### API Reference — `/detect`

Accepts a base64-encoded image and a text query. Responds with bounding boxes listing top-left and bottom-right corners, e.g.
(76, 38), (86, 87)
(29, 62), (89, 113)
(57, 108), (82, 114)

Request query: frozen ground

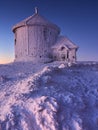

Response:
(0, 61), (98, 130)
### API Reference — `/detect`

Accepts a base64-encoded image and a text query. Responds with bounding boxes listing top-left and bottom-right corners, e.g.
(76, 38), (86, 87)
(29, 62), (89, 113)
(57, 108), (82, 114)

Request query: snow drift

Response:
(0, 62), (98, 130)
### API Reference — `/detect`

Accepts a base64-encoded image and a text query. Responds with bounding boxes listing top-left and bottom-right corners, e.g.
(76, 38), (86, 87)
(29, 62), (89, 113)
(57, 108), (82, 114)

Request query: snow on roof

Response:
(12, 10), (60, 32)
(52, 36), (78, 49)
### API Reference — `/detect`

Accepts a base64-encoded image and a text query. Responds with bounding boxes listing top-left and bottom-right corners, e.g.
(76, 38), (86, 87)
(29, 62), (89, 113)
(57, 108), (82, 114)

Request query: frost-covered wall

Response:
(69, 49), (76, 62)
(14, 27), (28, 61)
(52, 47), (68, 61)
(14, 25), (59, 62)
(27, 25), (59, 62)
(52, 46), (77, 63)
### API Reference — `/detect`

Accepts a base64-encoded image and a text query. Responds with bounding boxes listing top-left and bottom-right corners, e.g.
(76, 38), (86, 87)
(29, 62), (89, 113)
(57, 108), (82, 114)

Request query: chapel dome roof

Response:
(12, 7), (60, 33)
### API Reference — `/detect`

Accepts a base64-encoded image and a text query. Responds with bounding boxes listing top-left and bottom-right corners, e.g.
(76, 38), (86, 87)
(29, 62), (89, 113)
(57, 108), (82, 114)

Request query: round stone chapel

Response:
(13, 8), (78, 63)
(12, 8), (60, 63)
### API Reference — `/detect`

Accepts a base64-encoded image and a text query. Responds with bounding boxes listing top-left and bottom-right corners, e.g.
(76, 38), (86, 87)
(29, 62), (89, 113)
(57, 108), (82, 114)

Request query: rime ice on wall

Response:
(12, 8), (78, 63)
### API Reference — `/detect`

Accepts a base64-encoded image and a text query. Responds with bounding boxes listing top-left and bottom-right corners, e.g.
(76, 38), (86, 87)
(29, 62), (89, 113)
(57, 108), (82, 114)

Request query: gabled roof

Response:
(12, 8), (60, 33)
(52, 36), (78, 50)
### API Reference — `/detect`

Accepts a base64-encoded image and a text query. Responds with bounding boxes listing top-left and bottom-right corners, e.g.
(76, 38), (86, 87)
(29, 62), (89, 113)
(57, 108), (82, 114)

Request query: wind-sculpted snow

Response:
(0, 62), (98, 130)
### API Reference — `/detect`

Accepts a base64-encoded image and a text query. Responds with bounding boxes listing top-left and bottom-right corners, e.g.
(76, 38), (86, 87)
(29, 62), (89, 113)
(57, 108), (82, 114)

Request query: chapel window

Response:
(43, 28), (49, 41)
(15, 39), (16, 45)
(61, 46), (65, 51)
(15, 55), (17, 58)
(73, 56), (75, 59)
(67, 51), (69, 59)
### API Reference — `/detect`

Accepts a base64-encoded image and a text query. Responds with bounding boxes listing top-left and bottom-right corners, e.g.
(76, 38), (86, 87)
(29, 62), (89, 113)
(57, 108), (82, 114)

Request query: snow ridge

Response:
(0, 62), (98, 130)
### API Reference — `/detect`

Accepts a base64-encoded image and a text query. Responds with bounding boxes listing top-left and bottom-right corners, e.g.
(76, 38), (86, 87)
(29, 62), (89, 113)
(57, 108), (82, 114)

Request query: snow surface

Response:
(0, 61), (98, 130)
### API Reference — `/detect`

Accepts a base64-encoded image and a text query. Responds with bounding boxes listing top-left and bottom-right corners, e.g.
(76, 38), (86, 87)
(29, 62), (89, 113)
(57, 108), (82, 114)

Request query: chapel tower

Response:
(13, 8), (60, 63)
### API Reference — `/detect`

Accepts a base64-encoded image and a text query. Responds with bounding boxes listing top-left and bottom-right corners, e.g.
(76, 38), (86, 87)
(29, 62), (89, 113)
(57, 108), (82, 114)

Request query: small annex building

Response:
(52, 36), (78, 63)
(12, 8), (78, 63)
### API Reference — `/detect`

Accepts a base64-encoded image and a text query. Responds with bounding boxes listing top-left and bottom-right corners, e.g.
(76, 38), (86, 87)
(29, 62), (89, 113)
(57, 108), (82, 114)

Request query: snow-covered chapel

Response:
(12, 8), (78, 63)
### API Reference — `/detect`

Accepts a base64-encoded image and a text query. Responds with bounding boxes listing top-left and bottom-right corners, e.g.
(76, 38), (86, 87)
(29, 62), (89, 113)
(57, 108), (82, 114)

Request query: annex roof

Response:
(52, 36), (78, 50)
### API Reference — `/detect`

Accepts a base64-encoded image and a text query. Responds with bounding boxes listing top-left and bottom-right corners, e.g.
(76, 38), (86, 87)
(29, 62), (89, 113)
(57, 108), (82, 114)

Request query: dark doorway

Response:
(67, 51), (69, 59)
(61, 54), (66, 60)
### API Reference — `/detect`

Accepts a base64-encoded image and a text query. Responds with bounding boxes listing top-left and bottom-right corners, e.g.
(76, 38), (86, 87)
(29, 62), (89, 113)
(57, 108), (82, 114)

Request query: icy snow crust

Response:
(0, 62), (98, 130)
